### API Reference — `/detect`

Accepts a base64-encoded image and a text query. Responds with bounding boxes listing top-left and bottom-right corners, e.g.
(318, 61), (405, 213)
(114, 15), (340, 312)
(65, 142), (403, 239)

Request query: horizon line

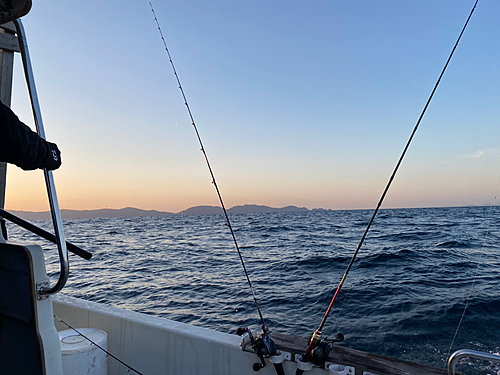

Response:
(6, 203), (496, 215)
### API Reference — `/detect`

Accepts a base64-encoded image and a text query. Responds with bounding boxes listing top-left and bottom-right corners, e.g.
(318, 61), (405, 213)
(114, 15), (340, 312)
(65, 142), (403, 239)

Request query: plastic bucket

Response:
(59, 328), (107, 375)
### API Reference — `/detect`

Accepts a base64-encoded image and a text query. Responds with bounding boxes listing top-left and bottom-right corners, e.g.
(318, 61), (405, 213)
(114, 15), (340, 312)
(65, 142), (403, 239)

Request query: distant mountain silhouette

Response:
(8, 207), (175, 220)
(179, 205), (223, 216)
(8, 204), (310, 220)
(228, 204), (308, 214)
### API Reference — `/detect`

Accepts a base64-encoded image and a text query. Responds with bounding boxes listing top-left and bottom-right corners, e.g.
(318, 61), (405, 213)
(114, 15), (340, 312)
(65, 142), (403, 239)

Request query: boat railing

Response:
(12, 19), (70, 298)
(448, 349), (500, 375)
(0, 208), (92, 260)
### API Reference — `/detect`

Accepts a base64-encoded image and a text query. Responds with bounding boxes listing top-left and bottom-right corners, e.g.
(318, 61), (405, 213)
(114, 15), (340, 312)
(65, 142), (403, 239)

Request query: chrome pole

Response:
(448, 349), (500, 375)
(13, 19), (69, 297)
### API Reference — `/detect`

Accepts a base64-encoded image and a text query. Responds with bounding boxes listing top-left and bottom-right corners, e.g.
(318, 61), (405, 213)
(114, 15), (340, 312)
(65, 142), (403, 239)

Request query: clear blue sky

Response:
(5, 0), (500, 212)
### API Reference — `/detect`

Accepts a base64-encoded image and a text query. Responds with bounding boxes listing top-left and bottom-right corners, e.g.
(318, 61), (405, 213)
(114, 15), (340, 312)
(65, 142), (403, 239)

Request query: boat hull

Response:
(53, 295), (446, 375)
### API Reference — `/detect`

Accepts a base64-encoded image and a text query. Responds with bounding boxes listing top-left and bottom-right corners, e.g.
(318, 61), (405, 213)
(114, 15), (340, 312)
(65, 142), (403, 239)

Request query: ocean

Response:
(5, 205), (500, 374)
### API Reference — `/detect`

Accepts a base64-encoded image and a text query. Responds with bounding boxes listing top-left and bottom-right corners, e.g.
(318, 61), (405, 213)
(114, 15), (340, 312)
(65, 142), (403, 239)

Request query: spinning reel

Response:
(296, 331), (344, 374)
(310, 333), (344, 366)
(237, 326), (286, 375)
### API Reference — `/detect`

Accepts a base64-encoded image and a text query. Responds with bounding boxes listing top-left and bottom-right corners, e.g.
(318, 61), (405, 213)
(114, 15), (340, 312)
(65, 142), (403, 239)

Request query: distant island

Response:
(5, 204), (496, 221)
(8, 204), (314, 220)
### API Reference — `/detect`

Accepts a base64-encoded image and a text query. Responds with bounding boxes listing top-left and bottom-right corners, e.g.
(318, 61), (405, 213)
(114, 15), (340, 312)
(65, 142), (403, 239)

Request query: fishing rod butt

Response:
(295, 355), (314, 374)
(269, 350), (287, 375)
(273, 363), (285, 375)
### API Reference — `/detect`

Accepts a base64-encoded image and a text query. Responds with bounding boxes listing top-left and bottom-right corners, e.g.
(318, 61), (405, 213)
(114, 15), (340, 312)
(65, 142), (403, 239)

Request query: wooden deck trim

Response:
(271, 332), (447, 375)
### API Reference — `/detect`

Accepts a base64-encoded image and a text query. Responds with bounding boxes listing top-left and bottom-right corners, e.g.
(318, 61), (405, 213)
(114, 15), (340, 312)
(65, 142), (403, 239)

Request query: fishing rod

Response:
(149, 4), (285, 374)
(295, 1), (480, 373)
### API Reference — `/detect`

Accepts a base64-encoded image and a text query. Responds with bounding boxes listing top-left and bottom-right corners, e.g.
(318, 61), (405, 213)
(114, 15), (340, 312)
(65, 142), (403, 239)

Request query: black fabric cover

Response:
(0, 243), (44, 375)
(0, 100), (61, 171)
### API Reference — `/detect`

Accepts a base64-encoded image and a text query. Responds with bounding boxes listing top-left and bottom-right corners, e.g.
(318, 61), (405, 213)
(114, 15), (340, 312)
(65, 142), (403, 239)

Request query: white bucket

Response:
(59, 328), (108, 375)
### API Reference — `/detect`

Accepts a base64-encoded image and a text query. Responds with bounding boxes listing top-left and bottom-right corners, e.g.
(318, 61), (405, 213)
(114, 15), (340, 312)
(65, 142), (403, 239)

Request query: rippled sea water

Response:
(6, 206), (500, 374)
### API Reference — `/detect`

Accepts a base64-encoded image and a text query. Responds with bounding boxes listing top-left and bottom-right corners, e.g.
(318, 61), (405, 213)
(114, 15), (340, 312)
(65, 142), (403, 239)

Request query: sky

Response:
(4, 0), (500, 212)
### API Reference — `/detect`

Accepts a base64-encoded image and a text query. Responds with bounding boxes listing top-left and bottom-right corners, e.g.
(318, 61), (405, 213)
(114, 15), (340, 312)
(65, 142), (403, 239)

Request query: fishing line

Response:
(149, 3), (267, 328)
(302, 0), (480, 360)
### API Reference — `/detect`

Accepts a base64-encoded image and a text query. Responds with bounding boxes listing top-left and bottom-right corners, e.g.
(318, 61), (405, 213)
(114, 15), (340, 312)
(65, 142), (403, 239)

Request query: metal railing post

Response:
(13, 19), (69, 297)
(448, 349), (500, 375)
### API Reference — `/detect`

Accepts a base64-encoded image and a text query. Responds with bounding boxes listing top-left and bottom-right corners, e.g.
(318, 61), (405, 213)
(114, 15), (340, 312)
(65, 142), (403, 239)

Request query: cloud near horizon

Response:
(462, 148), (498, 159)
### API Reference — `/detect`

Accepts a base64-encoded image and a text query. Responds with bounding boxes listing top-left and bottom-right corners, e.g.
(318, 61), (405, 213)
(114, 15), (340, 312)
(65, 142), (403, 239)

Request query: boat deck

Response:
(271, 332), (447, 375)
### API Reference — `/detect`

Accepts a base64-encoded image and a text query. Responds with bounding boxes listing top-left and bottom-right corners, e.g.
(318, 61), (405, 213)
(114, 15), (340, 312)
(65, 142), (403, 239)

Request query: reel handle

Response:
(236, 327), (248, 336)
(253, 362), (265, 372)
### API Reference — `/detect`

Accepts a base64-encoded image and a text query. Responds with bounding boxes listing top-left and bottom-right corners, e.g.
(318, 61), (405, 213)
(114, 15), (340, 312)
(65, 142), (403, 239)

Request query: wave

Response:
(436, 240), (474, 248)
